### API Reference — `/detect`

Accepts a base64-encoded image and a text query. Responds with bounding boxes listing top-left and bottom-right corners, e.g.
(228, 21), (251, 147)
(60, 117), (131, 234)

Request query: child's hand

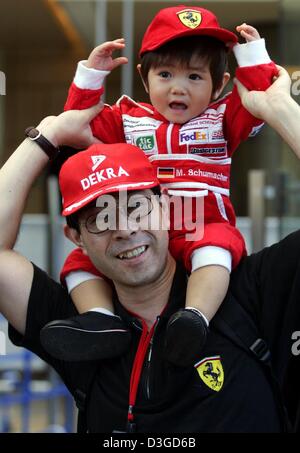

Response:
(236, 23), (261, 42)
(85, 38), (128, 71)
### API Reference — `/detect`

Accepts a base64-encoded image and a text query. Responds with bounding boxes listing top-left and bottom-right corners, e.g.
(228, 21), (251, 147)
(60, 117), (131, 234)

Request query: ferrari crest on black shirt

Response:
(195, 356), (224, 392)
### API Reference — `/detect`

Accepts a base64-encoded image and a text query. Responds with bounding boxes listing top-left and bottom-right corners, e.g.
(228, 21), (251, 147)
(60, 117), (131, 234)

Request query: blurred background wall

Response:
(0, 1), (299, 232)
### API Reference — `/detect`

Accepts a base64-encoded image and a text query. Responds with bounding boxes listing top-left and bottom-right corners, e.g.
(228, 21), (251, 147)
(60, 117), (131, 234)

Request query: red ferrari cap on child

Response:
(139, 5), (238, 57)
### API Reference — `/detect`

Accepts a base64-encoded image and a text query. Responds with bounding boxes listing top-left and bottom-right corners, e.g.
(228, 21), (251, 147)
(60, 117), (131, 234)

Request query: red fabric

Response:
(224, 63), (278, 152)
(60, 247), (104, 285)
(128, 320), (156, 423)
(64, 84), (125, 144)
(167, 190), (246, 271)
(169, 223), (246, 272)
(59, 143), (159, 216)
(139, 5), (237, 56)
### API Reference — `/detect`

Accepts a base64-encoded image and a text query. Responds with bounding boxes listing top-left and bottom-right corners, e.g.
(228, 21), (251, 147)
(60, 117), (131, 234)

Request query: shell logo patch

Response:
(195, 356), (224, 392)
(177, 9), (202, 29)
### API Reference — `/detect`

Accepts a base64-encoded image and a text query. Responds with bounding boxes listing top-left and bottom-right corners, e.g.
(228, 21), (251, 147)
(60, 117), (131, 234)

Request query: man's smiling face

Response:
(74, 189), (170, 287)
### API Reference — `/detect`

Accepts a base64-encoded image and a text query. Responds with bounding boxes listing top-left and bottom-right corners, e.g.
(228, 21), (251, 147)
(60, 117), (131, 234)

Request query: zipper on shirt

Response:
(144, 317), (159, 400)
(145, 339), (153, 399)
(126, 317), (159, 431)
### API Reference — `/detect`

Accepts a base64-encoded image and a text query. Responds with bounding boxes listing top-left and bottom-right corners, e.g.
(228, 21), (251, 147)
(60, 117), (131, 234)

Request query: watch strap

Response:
(25, 127), (59, 161)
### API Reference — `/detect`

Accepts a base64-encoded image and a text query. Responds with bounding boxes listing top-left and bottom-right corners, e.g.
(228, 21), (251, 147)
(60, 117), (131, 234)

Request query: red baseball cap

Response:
(59, 143), (160, 216)
(139, 5), (238, 57)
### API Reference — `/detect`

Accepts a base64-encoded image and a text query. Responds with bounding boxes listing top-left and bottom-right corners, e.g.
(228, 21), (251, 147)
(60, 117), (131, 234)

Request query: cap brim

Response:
(62, 180), (159, 216)
(140, 27), (238, 56)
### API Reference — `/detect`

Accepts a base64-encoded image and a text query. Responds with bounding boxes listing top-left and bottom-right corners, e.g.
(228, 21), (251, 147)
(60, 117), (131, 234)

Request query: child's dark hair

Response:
(140, 35), (228, 95)
(66, 185), (162, 233)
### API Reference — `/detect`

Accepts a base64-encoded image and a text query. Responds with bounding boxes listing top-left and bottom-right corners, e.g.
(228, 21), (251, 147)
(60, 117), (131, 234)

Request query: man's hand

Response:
(38, 104), (103, 149)
(85, 38), (128, 71)
(236, 65), (300, 158)
(234, 65), (291, 120)
(236, 23), (260, 42)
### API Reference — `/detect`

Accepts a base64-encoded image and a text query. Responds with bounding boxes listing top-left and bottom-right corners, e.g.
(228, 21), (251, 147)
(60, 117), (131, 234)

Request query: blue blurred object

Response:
(0, 349), (74, 432)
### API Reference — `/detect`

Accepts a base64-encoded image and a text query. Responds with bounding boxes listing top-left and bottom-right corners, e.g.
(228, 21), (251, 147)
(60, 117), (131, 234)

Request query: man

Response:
(0, 67), (300, 432)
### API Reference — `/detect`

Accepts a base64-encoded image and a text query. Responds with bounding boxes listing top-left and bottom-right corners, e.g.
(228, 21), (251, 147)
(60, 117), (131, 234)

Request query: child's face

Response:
(146, 56), (215, 124)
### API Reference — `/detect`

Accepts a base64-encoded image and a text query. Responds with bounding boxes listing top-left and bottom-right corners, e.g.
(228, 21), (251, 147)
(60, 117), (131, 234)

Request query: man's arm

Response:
(235, 65), (300, 158)
(233, 67), (300, 375)
(0, 105), (102, 334)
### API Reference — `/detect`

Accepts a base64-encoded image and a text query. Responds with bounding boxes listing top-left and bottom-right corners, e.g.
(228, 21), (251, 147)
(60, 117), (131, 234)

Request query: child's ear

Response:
(137, 64), (149, 93)
(212, 72), (230, 100)
(64, 225), (88, 256)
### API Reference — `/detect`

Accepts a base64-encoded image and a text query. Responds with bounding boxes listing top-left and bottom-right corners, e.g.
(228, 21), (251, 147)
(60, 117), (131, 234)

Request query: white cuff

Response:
(191, 246), (232, 273)
(233, 38), (271, 67)
(74, 60), (110, 90)
(65, 270), (103, 293)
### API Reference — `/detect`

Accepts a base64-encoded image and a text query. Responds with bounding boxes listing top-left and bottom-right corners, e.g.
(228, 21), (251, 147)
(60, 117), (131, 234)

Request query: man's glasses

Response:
(80, 194), (155, 234)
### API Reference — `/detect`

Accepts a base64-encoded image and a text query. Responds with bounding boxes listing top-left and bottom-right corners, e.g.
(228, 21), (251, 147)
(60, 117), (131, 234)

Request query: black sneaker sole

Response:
(164, 309), (209, 367)
(40, 325), (131, 361)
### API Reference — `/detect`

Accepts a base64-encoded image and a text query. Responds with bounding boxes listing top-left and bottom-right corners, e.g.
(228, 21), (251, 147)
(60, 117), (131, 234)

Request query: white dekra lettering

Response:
(81, 166), (129, 190)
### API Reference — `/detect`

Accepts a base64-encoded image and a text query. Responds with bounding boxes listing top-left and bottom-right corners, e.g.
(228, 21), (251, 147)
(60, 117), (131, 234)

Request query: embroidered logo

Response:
(180, 130), (208, 143)
(135, 135), (155, 152)
(195, 356), (224, 391)
(130, 131), (158, 155)
(91, 155), (106, 171)
(177, 9), (202, 29)
(189, 145), (226, 157)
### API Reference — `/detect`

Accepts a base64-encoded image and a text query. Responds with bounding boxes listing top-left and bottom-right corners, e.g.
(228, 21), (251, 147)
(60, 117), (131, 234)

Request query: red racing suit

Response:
(61, 40), (277, 284)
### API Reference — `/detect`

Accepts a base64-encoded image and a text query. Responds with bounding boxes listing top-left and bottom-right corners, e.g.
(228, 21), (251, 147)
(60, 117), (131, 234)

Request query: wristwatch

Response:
(25, 127), (59, 161)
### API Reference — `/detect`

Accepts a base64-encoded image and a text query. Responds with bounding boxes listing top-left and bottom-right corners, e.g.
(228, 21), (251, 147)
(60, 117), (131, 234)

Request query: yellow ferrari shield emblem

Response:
(177, 9), (202, 29)
(195, 356), (224, 392)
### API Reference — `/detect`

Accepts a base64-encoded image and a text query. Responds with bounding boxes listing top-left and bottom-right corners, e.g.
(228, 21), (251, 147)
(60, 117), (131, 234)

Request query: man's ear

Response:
(137, 64), (149, 93)
(212, 72), (230, 100)
(64, 225), (88, 256)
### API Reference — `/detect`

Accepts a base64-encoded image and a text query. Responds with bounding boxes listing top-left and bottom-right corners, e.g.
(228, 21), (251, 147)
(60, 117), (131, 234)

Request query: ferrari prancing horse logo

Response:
(177, 9), (202, 29)
(195, 356), (224, 392)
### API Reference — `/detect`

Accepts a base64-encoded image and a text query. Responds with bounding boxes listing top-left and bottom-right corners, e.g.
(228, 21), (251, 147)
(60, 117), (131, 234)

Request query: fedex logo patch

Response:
(180, 130), (208, 143)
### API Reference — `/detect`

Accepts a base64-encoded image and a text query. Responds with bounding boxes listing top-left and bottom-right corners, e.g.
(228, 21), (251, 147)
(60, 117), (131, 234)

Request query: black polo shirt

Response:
(9, 230), (300, 432)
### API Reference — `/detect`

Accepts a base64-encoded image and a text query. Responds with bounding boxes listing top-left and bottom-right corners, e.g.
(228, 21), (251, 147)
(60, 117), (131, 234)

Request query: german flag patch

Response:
(157, 167), (175, 179)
